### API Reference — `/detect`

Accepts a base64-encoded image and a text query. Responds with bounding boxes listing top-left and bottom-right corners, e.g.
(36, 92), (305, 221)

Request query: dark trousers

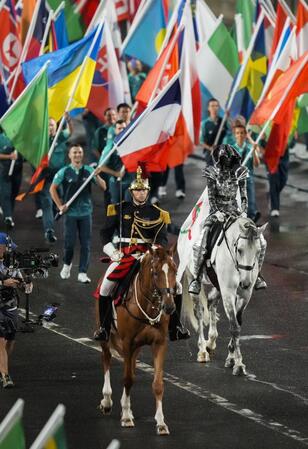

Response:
(161, 164), (185, 192)
(0, 164), (22, 218)
(150, 171), (163, 199)
(63, 214), (92, 273)
(268, 149), (289, 211)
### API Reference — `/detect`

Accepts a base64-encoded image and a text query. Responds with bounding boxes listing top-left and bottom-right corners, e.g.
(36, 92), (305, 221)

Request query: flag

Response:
(26, 0), (49, 59)
(251, 53), (308, 173)
(0, 83), (10, 118)
(22, 26), (102, 122)
(296, 0), (308, 56)
(87, 21), (125, 121)
(0, 65), (49, 168)
(48, 0), (84, 42)
(129, 0), (143, 22)
(197, 18), (239, 114)
(21, 0), (36, 43)
(29, 404), (67, 449)
(195, 0), (218, 44)
(229, 13), (267, 121)
(176, 187), (210, 282)
(236, 0), (255, 50)
(268, 0), (295, 64)
(115, 72), (182, 172)
(116, 0), (130, 22)
(0, 399), (25, 449)
(0, 0), (22, 78)
(49, 7), (69, 51)
(121, 0), (168, 67)
(74, 0), (100, 28)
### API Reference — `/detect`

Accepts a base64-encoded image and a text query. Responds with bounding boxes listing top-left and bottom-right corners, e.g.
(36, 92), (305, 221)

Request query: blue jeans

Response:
(247, 175), (257, 219)
(63, 214), (92, 273)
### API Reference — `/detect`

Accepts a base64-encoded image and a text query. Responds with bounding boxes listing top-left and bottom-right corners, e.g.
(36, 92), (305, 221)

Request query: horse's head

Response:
(143, 245), (177, 315)
(234, 218), (268, 289)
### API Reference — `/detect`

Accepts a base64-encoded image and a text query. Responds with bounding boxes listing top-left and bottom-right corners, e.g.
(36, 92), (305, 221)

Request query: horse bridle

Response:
(125, 256), (176, 326)
(233, 234), (258, 271)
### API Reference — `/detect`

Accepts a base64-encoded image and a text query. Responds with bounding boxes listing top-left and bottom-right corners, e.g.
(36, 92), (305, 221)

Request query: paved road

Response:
(1, 154), (308, 449)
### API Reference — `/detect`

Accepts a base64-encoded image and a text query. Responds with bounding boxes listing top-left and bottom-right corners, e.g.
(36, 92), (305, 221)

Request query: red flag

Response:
(0, 0), (22, 78)
(16, 155), (49, 201)
(269, 0), (295, 65)
(116, 0), (130, 22)
(296, 0), (308, 56)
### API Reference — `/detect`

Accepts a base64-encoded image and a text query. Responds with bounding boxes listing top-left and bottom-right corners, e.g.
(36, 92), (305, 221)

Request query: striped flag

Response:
(296, 0), (308, 56)
(29, 404), (67, 449)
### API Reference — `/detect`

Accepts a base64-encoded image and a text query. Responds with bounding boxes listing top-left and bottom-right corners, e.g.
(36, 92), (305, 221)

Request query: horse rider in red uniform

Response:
(94, 166), (190, 342)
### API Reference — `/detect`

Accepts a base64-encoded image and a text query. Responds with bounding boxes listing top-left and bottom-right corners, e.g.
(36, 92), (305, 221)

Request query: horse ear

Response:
(168, 242), (177, 257)
(258, 222), (268, 235)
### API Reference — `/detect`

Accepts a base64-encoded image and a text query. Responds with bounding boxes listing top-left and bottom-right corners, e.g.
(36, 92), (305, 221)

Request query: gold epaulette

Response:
(153, 204), (171, 224)
(107, 204), (117, 216)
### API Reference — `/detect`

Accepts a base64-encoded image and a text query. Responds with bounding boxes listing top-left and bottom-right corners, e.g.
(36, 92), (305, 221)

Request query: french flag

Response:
(115, 72), (182, 172)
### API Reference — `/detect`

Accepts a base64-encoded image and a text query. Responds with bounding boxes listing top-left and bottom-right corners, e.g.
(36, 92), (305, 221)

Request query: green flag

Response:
(30, 404), (67, 449)
(47, 0), (84, 42)
(0, 67), (49, 168)
(0, 400), (25, 449)
(236, 0), (256, 50)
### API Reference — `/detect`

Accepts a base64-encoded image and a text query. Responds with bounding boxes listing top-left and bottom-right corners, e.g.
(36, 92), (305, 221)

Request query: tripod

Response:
(20, 274), (38, 333)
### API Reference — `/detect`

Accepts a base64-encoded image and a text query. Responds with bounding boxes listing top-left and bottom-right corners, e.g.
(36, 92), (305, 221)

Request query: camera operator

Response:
(0, 233), (32, 388)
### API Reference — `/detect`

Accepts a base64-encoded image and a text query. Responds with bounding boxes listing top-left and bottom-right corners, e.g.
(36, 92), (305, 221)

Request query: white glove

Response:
(110, 250), (124, 262)
(24, 282), (33, 294)
(214, 211), (225, 222)
(241, 211), (247, 218)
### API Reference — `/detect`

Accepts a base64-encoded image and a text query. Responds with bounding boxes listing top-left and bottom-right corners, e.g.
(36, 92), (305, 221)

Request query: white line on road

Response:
(19, 309), (308, 446)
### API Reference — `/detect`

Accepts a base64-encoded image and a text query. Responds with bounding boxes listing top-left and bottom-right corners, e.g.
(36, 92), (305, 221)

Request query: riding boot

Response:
(188, 226), (210, 295)
(168, 295), (190, 341)
(94, 295), (113, 341)
(255, 234), (267, 290)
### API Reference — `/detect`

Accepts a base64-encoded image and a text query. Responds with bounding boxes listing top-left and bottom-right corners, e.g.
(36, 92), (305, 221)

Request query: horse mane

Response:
(239, 218), (258, 244)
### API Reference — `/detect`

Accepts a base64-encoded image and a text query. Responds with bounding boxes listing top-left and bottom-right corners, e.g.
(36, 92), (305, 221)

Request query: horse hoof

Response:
(225, 358), (235, 368)
(157, 424), (170, 435)
(232, 365), (247, 376)
(197, 352), (209, 363)
(206, 346), (215, 357)
(99, 404), (112, 415)
(121, 418), (135, 428)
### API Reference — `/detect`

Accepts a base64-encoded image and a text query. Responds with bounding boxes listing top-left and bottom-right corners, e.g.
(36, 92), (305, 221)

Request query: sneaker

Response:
(150, 196), (159, 205)
(2, 374), (14, 389)
(158, 186), (167, 197)
(60, 264), (72, 279)
(270, 209), (280, 217)
(45, 229), (57, 243)
(0, 206), (3, 215)
(255, 276), (267, 290)
(78, 273), (91, 283)
(4, 217), (15, 228)
(35, 208), (43, 219)
(175, 190), (186, 199)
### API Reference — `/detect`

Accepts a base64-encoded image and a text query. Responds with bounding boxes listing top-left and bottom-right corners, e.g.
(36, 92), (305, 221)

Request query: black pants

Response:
(161, 165), (185, 192)
(268, 149), (289, 211)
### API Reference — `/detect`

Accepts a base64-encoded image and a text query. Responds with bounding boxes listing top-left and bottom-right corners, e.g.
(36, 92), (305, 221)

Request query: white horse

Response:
(182, 217), (267, 375)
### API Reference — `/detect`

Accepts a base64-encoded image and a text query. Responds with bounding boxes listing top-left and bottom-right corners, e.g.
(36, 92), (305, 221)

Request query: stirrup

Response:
(169, 325), (190, 341)
(93, 327), (110, 342)
(188, 279), (201, 295)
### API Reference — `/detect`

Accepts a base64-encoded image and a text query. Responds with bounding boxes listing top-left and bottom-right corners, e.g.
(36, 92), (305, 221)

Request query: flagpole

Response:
(0, 399), (24, 443)
(160, 0), (183, 53)
(242, 53), (308, 166)
(61, 71), (181, 213)
(48, 22), (104, 161)
(39, 9), (54, 55)
(9, 0), (43, 101)
(213, 11), (265, 146)
(29, 404), (66, 449)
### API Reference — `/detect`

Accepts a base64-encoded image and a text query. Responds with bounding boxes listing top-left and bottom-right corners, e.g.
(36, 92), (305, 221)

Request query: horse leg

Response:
(99, 342), (113, 414)
(192, 292), (209, 363)
(206, 288), (220, 357)
(152, 340), (169, 435)
(223, 294), (247, 376)
(120, 343), (135, 428)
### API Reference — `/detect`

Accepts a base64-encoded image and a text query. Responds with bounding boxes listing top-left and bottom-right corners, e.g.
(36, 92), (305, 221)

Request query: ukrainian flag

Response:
(22, 26), (103, 121)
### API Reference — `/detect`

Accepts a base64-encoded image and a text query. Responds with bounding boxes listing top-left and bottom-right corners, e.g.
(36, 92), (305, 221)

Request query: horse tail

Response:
(181, 267), (209, 332)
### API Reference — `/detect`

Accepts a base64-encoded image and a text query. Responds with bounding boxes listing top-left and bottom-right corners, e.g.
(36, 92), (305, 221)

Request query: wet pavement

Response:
(1, 146), (308, 449)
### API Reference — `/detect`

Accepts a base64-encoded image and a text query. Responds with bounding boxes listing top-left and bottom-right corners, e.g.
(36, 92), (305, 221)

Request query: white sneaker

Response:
(60, 264), (72, 279)
(35, 208), (43, 219)
(270, 209), (280, 217)
(78, 273), (91, 283)
(158, 186), (167, 197)
(175, 190), (186, 199)
(0, 207), (3, 215)
(4, 217), (15, 228)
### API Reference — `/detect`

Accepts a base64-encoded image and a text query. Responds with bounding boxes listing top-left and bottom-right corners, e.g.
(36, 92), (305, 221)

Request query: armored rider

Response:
(189, 144), (267, 295)
(95, 166), (190, 342)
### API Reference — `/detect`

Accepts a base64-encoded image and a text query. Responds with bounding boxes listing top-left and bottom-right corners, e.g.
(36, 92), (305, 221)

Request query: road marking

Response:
(19, 309), (308, 446)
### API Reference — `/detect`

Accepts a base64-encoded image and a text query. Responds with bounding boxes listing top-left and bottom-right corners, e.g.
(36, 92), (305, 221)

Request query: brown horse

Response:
(98, 245), (177, 435)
